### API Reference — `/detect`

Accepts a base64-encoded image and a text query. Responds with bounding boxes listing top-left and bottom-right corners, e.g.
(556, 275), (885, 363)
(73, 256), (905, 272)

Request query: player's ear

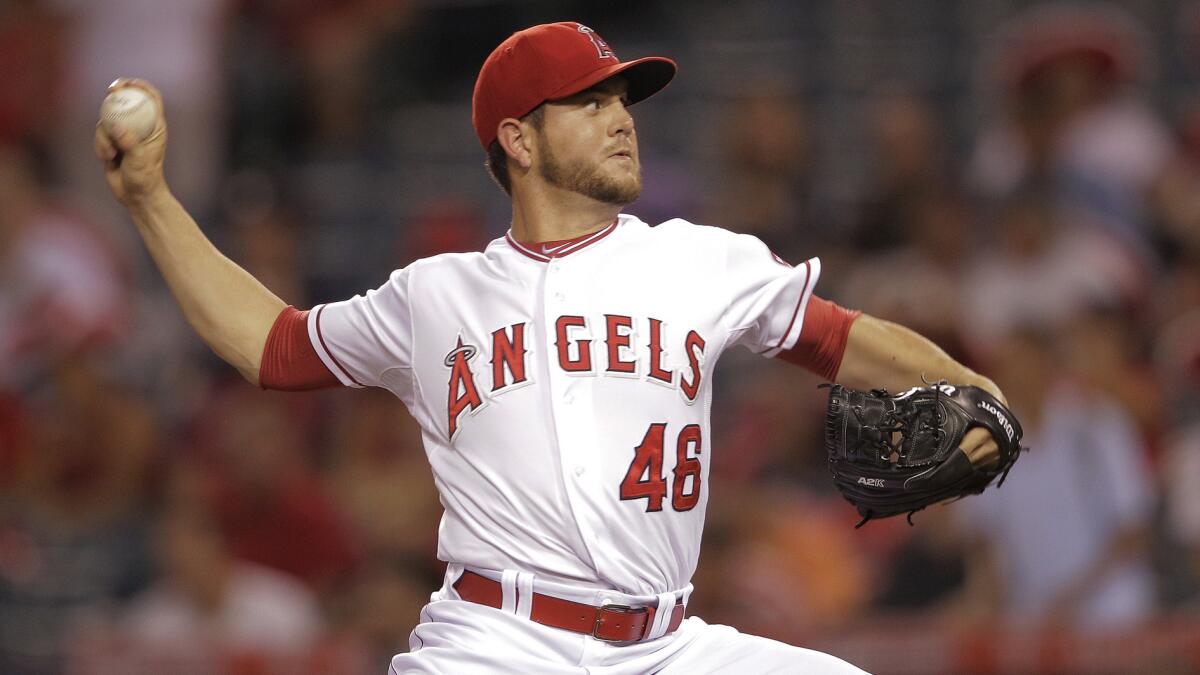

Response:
(497, 118), (533, 170)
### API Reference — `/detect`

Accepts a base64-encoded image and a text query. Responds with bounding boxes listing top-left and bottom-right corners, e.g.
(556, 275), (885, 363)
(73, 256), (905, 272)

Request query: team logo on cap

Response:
(577, 24), (615, 60)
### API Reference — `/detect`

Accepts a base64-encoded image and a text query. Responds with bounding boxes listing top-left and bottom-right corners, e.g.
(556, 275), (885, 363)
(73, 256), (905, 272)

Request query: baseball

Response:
(99, 86), (158, 142)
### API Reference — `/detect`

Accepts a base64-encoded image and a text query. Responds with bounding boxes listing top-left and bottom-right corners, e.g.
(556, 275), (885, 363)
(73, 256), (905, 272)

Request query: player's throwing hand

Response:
(94, 78), (168, 206)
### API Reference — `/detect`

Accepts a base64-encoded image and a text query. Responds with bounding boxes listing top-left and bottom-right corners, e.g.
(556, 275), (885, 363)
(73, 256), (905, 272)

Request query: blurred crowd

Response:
(2, 0), (1200, 673)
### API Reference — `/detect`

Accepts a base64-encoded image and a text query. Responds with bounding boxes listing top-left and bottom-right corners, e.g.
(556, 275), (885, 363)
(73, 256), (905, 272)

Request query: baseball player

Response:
(96, 22), (1005, 674)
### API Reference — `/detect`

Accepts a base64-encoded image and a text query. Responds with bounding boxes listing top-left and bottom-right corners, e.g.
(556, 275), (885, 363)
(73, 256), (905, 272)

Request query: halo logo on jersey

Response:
(576, 24), (615, 60)
(446, 338), (483, 439)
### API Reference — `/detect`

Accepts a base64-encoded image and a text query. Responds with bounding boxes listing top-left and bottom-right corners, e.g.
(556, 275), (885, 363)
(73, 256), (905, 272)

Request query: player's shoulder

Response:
(637, 215), (744, 243)
(408, 249), (491, 269)
(401, 249), (495, 278)
(638, 216), (765, 254)
(365, 250), (495, 297)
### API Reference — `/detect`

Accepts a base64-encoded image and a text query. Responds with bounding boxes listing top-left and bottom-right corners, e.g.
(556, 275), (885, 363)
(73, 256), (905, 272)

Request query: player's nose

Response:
(610, 101), (635, 137)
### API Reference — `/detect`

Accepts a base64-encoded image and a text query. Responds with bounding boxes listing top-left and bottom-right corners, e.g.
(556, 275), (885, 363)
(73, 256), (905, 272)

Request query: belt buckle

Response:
(591, 604), (649, 643)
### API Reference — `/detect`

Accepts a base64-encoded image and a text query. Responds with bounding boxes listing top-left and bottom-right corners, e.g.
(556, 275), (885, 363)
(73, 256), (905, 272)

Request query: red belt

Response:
(453, 570), (686, 643)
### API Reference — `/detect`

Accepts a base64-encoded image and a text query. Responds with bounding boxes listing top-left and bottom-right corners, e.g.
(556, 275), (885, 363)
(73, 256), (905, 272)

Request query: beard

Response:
(538, 143), (641, 205)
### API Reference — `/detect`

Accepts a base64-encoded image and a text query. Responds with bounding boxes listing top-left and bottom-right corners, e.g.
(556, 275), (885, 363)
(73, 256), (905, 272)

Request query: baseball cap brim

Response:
(545, 56), (677, 107)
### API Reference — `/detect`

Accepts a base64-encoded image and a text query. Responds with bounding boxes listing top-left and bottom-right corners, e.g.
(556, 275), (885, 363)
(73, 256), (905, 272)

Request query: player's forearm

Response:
(837, 314), (1003, 401)
(128, 188), (285, 384)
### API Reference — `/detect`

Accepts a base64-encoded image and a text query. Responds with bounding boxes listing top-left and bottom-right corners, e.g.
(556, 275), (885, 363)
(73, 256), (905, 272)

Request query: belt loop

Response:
(514, 572), (535, 620)
(500, 570), (520, 614)
(645, 592), (676, 641)
(443, 563), (466, 601)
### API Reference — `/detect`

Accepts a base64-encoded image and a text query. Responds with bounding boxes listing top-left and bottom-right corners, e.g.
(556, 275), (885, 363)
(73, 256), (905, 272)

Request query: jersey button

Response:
(574, 466), (586, 476)
(553, 292), (565, 301)
(564, 394), (575, 404)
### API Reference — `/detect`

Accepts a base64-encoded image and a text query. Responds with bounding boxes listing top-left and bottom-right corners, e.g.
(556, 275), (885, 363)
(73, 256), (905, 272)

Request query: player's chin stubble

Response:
(539, 145), (641, 206)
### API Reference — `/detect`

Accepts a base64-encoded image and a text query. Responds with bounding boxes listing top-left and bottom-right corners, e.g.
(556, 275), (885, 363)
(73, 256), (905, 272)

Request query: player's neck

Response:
(509, 188), (622, 244)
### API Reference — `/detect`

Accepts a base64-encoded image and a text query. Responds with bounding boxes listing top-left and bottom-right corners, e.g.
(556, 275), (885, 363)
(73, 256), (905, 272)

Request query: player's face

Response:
(535, 77), (640, 205)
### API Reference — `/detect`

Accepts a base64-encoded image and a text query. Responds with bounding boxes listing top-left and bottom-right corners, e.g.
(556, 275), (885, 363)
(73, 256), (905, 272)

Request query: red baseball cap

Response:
(989, 4), (1143, 94)
(472, 22), (676, 149)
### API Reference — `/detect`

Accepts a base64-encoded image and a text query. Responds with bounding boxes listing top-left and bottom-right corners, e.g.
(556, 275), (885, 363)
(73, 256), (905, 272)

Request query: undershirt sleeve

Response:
(777, 296), (861, 381)
(259, 306), (341, 391)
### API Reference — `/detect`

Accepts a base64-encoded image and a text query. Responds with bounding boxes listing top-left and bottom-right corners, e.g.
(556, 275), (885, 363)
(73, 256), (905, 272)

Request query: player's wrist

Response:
(124, 182), (175, 217)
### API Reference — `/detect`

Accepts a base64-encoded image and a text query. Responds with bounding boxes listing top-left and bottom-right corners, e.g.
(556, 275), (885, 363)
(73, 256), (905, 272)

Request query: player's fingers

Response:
(94, 123), (118, 162)
(979, 440), (1000, 467)
(962, 429), (999, 468)
(960, 427), (991, 457)
(106, 122), (139, 153)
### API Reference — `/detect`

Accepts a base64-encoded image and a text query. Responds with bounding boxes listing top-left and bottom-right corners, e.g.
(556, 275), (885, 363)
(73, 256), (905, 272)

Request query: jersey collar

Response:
(504, 219), (619, 262)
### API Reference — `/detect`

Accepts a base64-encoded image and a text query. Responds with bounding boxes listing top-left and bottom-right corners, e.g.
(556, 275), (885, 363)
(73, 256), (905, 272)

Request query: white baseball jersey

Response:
(309, 214), (821, 596)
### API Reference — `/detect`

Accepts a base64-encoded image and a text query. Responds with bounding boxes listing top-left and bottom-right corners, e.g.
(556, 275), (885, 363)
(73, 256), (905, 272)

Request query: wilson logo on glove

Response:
(977, 400), (1016, 442)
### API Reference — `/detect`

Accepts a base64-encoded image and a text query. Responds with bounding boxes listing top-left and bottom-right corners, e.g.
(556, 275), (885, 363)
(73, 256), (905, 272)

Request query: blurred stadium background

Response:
(2, 0), (1200, 673)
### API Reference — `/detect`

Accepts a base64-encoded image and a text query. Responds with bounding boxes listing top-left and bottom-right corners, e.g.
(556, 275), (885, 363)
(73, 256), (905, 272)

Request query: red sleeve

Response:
(259, 306), (342, 391)
(778, 296), (861, 381)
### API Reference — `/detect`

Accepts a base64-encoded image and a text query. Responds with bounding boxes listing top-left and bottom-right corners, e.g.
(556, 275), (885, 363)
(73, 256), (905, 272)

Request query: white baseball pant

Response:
(388, 565), (869, 674)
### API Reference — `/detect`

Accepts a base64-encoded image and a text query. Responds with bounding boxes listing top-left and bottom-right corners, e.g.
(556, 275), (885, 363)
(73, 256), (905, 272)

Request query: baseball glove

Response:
(823, 382), (1024, 527)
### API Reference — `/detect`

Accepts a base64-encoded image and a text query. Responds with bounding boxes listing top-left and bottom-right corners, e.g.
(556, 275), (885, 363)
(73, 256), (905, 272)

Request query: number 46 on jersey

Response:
(620, 423), (702, 513)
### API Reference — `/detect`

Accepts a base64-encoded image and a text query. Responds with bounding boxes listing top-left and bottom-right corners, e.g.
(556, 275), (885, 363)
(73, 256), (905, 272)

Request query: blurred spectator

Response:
(1060, 302), (1164, 460)
(1154, 254), (1200, 423)
(0, 361), (155, 674)
(1159, 251), (1200, 604)
(711, 361), (824, 489)
(191, 383), (363, 592)
(871, 507), (969, 613)
(960, 191), (1145, 357)
(695, 488), (872, 641)
(1165, 422), (1200, 607)
(69, 504), (324, 675)
(324, 389), (439, 564)
(853, 89), (948, 252)
(0, 392), (27, 490)
(840, 190), (973, 362)
(0, 144), (129, 390)
(959, 325), (1157, 628)
(401, 196), (492, 264)
(229, 0), (415, 298)
(0, 2), (68, 155)
(221, 171), (310, 307)
(1151, 94), (1200, 261)
(325, 559), (433, 669)
(706, 87), (819, 263)
(225, 0), (414, 167)
(970, 3), (1173, 253)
